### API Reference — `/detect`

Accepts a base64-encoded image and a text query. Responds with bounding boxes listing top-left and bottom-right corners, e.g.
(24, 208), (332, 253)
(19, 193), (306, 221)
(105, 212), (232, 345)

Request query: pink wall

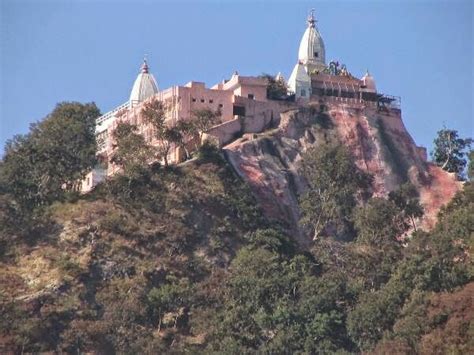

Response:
(206, 98), (296, 146)
(95, 75), (285, 178)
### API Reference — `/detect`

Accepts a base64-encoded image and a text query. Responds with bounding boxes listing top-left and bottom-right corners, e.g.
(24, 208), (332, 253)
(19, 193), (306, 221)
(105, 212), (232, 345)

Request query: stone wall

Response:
(205, 98), (296, 146)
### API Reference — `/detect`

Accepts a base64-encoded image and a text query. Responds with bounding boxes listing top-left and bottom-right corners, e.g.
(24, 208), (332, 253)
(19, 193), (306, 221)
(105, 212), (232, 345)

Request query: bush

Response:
(196, 141), (222, 163)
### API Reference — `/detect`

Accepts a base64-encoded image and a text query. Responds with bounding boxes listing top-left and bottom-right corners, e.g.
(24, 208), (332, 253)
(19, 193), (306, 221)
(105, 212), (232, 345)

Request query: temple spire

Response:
(130, 56), (159, 104)
(307, 9), (316, 28)
(141, 56), (149, 74)
(297, 10), (326, 72)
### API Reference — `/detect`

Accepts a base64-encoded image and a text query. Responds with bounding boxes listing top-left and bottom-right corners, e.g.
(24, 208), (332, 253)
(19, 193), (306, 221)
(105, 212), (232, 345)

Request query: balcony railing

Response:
(96, 101), (131, 126)
(311, 91), (401, 110)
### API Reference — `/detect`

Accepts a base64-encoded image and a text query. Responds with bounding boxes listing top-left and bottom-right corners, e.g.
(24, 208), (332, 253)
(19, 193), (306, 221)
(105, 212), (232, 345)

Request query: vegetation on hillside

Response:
(141, 98), (221, 165)
(0, 102), (472, 353)
(260, 73), (289, 100)
(0, 102), (99, 207)
(299, 144), (372, 240)
(431, 127), (472, 179)
(0, 102), (100, 238)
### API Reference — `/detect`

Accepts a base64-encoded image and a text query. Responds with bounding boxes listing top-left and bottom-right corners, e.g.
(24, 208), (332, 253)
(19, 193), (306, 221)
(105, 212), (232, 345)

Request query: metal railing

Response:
(96, 101), (131, 126)
(311, 92), (401, 110)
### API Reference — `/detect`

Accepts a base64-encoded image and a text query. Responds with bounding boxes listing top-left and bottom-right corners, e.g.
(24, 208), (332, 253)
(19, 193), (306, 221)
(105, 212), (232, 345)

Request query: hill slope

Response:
(224, 103), (461, 240)
(0, 104), (471, 354)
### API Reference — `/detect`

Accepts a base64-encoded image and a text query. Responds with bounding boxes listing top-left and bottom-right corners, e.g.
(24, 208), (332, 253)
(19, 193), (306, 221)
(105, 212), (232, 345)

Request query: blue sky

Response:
(1, 0), (473, 154)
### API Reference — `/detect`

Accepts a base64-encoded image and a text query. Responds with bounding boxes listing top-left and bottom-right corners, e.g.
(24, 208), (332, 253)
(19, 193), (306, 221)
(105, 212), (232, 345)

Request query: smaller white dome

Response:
(129, 59), (159, 104)
(288, 62), (311, 98)
(361, 70), (377, 92)
(275, 72), (285, 82)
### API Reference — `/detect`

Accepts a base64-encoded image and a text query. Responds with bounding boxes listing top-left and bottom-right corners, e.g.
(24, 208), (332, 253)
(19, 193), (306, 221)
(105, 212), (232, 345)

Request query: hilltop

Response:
(0, 101), (472, 354)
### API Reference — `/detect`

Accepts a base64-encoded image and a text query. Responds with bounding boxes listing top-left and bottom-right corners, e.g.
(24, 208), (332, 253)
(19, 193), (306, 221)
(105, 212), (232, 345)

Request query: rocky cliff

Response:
(224, 102), (461, 240)
(1, 100), (470, 354)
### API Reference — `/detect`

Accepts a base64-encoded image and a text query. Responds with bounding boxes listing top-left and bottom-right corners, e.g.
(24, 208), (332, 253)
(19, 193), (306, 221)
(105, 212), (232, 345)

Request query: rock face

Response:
(223, 102), (461, 241)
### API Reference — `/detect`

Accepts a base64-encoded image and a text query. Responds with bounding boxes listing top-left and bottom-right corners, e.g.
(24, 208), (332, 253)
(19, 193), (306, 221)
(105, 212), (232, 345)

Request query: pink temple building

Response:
(81, 11), (401, 192)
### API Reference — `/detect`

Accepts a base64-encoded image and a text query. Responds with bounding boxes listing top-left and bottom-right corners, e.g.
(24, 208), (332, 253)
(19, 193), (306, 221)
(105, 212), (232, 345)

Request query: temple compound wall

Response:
(81, 73), (296, 192)
(205, 96), (296, 146)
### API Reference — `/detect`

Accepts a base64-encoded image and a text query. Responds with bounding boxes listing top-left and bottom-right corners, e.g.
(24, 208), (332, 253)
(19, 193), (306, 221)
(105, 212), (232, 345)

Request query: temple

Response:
(81, 11), (401, 192)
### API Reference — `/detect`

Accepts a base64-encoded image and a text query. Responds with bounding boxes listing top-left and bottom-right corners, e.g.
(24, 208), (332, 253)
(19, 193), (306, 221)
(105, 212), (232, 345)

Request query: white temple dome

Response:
(361, 70), (377, 92)
(288, 61), (311, 98)
(129, 59), (159, 104)
(298, 11), (326, 73)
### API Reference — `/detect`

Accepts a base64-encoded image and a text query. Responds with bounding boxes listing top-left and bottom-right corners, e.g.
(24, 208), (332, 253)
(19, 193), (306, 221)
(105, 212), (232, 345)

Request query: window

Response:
(209, 99), (214, 103)
(200, 99), (205, 103)
(219, 104), (223, 108)
(315, 88), (325, 96)
(192, 98), (196, 102)
(301, 89), (306, 97)
(314, 52), (319, 58)
(87, 177), (90, 186)
(325, 88), (338, 97)
(248, 94), (255, 100)
(233, 105), (246, 116)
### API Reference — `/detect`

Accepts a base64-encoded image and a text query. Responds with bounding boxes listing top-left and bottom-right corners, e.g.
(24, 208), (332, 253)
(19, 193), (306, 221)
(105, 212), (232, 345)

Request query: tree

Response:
(388, 183), (424, 231)
(260, 73), (288, 100)
(211, 246), (291, 351)
(141, 99), (183, 166)
(353, 197), (404, 246)
(354, 184), (423, 244)
(146, 276), (192, 331)
(348, 179), (473, 352)
(110, 122), (151, 175)
(347, 274), (412, 351)
(0, 102), (100, 209)
(0, 134), (40, 209)
(431, 128), (472, 178)
(107, 122), (154, 202)
(468, 150), (474, 182)
(174, 120), (195, 160)
(352, 184), (424, 288)
(141, 100), (221, 165)
(208, 240), (353, 354)
(352, 197), (407, 288)
(190, 108), (222, 142)
(299, 144), (372, 239)
(244, 228), (294, 255)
